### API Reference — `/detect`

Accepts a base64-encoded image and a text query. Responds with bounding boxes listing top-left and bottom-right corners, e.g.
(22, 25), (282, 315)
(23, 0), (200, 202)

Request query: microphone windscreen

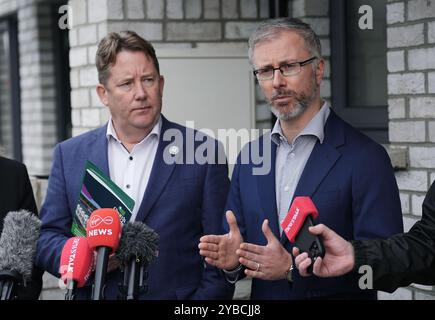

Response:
(0, 210), (41, 280)
(281, 196), (319, 243)
(116, 221), (159, 266)
(86, 208), (121, 251)
(60, 237), (94, 288)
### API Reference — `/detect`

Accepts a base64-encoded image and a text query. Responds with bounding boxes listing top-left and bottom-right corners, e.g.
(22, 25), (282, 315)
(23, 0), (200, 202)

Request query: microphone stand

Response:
(91, 246), (110, 300)
(118, 258), (148, 300)
(64, 278), (76, 300)
(0, 270), (21, 300)
(127, 257), (144, 300)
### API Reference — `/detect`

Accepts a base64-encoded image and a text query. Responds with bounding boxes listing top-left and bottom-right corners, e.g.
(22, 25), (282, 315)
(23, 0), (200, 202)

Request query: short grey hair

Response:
(248, 18), (322, 65)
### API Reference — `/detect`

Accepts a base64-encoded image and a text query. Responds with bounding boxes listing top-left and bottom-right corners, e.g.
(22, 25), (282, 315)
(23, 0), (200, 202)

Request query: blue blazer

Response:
(226, 109), (403, 299)
(36, 115), (234, 300)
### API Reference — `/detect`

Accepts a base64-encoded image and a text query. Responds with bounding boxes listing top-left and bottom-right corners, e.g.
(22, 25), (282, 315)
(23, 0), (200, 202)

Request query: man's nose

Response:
(134, 80), (147, 99)
(272, 69), (286, 88)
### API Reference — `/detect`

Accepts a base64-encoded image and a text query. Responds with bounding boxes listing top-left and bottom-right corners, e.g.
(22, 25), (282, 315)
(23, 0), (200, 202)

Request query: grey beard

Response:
(270, 79), (318, 121)
(270, 101), (306, 121)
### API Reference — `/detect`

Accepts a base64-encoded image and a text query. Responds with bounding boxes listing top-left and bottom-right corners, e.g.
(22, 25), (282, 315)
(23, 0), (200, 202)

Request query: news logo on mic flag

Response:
(60, 237), (93, 288)
(86, 209), (121, 250)
(281, 196), (319, 243)
(85, 209), (122, 300)
(71, 161), (134, 237)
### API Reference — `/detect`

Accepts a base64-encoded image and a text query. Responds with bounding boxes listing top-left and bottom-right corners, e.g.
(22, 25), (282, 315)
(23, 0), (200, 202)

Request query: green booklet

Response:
(71, 161), (134, 236)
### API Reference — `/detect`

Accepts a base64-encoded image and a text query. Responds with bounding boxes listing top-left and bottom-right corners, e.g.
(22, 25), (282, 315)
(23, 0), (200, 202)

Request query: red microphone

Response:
(86, 208), (121, 300)
(281, 197), (324, 271)
(60, 237), (94, 300)
(282, 196), (319, 243)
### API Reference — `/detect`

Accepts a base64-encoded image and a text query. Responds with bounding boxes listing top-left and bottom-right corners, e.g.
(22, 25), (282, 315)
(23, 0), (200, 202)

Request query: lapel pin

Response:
(169, 145), (179, 156)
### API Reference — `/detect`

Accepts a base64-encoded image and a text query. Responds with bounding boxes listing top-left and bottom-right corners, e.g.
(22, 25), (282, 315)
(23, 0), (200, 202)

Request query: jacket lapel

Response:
(134, 116), (179, 222)
(70, 126), (109, 210)
(88, 125), (110, 176)
(280, 110), (344, 244)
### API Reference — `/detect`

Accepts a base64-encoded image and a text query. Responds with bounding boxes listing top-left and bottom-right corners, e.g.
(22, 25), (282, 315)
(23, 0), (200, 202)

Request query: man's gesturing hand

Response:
(199, 210), (243, 270)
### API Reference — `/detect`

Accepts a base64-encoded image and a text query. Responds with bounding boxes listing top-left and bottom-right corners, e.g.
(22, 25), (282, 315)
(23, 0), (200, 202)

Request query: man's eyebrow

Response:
(116, 73), (155, 82)
(116, 76), (133, 83)
(256, 60), (299, 69)
(255, 63), (273, 70)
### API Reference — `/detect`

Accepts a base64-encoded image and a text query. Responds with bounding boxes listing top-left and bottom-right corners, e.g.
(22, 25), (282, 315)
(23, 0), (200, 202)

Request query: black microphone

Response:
(0, 210), (40, 300)
(116, 221), (159, 300)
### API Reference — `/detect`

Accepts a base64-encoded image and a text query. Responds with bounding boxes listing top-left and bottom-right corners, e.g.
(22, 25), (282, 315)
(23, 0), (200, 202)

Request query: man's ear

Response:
(315, 58), (325, 86)
(96, 84), (109, 106)
(158, 75), (165, 97)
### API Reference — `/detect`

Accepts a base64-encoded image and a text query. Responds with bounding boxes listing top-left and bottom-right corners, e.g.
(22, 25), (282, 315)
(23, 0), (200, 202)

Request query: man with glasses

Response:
(199, 18), (403, 299)
(36, 31), (234, 300)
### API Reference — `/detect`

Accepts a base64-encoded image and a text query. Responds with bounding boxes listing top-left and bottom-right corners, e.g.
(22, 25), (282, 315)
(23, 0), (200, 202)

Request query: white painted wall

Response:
(158, 48), (256, 174)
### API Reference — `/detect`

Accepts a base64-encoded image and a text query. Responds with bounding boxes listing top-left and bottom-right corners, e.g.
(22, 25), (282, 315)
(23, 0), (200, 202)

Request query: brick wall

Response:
(19, 1), (58, 176)
(386, 0), (435, 299)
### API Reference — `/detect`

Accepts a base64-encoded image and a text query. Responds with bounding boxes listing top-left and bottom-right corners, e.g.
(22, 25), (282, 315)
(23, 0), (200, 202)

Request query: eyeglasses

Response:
(253, 57), (317, 81)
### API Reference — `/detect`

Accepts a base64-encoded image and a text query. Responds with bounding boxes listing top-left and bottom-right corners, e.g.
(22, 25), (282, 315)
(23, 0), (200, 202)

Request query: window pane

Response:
(346, 0), (387, 108)
(51, 2), (71, 142)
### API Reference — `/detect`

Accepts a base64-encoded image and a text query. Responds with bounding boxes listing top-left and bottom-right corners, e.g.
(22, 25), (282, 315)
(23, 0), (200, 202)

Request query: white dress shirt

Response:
(106, 116), (162, 221)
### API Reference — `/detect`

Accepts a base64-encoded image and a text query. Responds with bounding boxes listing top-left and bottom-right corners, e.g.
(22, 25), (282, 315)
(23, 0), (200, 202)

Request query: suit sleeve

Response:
(191, 141), (235, 299)
(35, 144), (71, 277)
(352, 142), (404, 240)
(222, 150), (248, 282)
(353, 180), (435, 292)
(224, 142), (251, 238)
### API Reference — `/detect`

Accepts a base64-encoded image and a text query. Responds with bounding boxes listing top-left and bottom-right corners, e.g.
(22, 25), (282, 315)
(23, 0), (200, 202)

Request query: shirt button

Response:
(129, 156), (133, 161)
(284, 186), (290, 192)
(126, 184), (130, 189)
(290, 153), (295, 158)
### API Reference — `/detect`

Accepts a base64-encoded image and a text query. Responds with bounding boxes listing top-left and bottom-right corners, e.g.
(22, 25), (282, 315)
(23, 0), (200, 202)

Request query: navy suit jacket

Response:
(226, 109), (403, 299)
(36, 115), (234, 299)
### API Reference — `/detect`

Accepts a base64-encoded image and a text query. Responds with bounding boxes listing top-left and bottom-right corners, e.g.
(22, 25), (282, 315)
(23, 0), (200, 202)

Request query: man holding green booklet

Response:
(35, 30), (234, 300)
